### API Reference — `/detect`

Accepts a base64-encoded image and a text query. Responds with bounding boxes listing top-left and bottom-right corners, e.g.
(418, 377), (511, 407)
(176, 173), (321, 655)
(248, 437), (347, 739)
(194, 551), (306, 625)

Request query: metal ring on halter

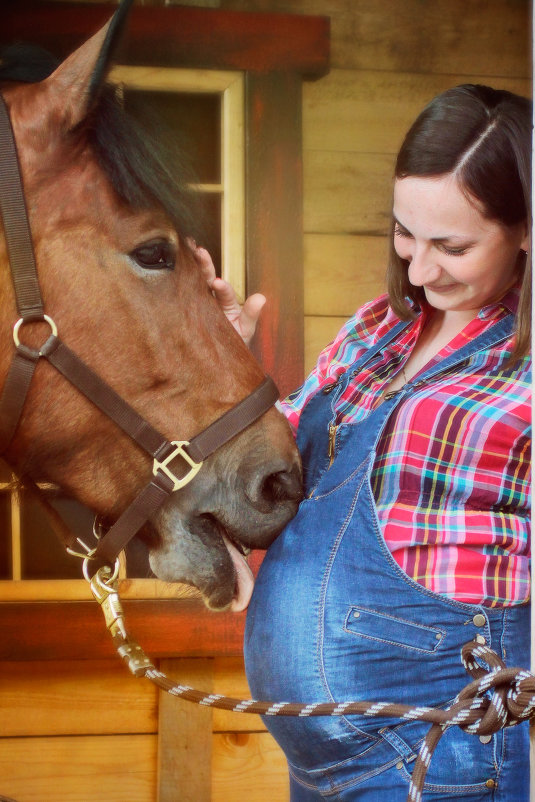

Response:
(13, 314), (58, 355)
(83, 552), (120, 585)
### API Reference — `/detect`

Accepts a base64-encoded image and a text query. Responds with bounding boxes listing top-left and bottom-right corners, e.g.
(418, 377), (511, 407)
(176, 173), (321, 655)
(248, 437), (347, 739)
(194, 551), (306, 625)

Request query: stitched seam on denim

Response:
(342, 628), (443, 655)
(289, 754), (407, 795)
(397, 762), (497, 793)
(312, 455), (371, 501)
(316, 468), (376, 741)
(379, 727), (417, 760)
(343, 606), (446, 654)
(492, 608), (507, 775)
(286, 738), (381, 780)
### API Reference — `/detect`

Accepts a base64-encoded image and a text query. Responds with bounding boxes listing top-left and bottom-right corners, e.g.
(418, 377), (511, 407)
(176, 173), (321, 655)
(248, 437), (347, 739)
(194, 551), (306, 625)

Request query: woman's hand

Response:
(190, 241), (266, 346)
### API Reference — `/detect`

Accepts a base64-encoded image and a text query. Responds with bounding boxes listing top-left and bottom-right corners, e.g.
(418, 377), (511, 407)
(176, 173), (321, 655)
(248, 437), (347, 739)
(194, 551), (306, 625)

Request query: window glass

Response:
(124, 89), (221, 184)
(21, 495), (90, 580)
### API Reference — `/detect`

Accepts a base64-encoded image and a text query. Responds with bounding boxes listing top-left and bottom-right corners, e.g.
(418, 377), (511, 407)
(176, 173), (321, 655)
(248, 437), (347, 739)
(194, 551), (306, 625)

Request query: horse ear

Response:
(43, 0), (134, 131)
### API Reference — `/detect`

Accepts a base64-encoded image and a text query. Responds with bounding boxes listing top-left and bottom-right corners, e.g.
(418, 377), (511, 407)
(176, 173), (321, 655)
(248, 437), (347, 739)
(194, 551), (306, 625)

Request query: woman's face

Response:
(393, 174), (528, 315)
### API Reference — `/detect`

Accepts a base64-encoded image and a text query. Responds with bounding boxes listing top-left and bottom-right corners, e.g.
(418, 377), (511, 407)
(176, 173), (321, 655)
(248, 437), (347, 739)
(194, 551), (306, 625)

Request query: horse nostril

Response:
(261, 464), (303, 504)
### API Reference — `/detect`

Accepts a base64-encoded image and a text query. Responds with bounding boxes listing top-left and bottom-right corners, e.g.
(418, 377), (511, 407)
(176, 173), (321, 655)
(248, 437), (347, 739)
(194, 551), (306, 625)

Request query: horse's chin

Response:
(147, 509), (255, 611)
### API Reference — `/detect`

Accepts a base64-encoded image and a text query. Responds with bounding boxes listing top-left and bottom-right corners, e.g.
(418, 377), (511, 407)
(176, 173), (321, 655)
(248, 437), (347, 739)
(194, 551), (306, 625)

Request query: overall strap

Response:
(323, 318), (411, 412)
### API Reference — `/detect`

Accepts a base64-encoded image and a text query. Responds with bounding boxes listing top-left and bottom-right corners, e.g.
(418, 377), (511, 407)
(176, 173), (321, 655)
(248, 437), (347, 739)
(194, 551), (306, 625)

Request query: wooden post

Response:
(157, 658), (214, 802)
(245, 71), (305, 398)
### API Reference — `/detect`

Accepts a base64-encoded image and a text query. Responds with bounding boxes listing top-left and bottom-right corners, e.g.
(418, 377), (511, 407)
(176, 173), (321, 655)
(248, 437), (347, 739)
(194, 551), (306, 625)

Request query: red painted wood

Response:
(246, 71), (305, 397)
(3, 3), (330, 77)
(0, 599), (246, 660)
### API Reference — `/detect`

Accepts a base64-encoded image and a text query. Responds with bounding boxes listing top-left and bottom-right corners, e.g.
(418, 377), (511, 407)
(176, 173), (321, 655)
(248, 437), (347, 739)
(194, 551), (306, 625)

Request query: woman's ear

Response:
(518, 216), (531, 253)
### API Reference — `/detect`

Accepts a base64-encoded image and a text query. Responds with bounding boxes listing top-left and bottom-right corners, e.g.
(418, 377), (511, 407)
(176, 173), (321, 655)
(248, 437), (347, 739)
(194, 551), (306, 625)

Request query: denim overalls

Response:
(245, 315), (530, 801)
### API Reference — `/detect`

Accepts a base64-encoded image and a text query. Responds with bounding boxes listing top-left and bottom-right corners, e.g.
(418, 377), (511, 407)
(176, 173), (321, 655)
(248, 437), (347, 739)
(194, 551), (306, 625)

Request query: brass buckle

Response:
(153, 440), (203, 491)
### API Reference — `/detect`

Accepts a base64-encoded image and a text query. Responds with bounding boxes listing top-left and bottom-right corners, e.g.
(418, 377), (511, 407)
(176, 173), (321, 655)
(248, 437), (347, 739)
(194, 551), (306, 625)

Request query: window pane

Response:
(21, 495), (93, 580)
(125, 89), (221, 184)
(197, 192), (222, 276)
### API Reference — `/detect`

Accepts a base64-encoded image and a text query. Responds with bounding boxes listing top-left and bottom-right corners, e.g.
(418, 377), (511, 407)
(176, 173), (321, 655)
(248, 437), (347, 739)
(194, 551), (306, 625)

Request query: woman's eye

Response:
(394, 225), (412, 239)
(130, 239), (176, 271)
(441, 245), (468, 256)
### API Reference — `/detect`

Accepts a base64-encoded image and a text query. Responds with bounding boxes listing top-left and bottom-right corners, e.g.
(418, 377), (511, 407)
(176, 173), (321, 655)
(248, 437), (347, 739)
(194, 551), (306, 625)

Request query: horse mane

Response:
(0, 43), (202, 240)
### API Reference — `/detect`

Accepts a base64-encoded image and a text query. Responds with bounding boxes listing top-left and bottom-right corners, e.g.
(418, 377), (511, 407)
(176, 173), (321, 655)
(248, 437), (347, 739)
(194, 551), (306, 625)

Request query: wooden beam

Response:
(0, 600), (246, 660)
(2, 3), (330, 78)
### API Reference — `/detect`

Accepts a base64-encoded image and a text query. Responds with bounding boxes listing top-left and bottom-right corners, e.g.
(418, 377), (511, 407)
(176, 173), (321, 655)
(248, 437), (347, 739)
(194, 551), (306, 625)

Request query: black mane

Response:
(0, 43), (201, 240)
(88, 86), (201, 239)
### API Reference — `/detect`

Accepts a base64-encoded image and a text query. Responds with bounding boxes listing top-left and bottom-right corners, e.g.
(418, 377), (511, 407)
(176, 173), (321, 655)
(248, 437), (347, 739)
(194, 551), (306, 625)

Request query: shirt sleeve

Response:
(280, 294), (394, 434)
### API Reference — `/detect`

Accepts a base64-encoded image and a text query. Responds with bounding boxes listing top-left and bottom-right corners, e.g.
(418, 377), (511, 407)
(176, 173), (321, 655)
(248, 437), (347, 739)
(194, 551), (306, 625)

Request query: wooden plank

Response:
(0, 730), (288, 802)
(0, 655), (263, 738)
(0, 734), (156, 802)
(212, 732), (289, 802)
(305, 233), (387, 317)
(0, 659), (157, 737)
(222, 0), (530, 77)
(2, 3), (330, 78)
(0, 578), (201, 602)
(157, 658), (213, 802)
(0, 600), (247, 660)
(245, 71), (305, 396)
(304, 70), (532, 155)
(305, 316), (348, 375)
(304, 151), (394, 236)
(213, 657), (266, 733)
(333, 0), (530, 76)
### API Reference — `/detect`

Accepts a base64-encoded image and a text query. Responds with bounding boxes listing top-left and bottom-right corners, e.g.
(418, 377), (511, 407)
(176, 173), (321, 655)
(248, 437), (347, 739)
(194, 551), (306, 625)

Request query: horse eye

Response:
(130, 239), (176, 271)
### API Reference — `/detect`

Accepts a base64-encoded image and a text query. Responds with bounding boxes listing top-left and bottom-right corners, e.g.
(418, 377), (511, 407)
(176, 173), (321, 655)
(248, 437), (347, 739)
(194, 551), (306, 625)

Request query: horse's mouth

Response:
(147, 508), (259, 612)
(199, 513), (255, 612)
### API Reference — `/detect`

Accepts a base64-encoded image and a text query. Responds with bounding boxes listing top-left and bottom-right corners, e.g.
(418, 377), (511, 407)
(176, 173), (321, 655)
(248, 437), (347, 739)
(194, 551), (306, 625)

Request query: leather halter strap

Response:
(0, 93), (279, 566)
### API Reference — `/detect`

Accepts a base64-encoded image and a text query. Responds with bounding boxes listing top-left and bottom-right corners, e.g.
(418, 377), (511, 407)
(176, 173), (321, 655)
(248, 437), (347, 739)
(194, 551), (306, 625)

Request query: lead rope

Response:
(86, 560), (535, 802)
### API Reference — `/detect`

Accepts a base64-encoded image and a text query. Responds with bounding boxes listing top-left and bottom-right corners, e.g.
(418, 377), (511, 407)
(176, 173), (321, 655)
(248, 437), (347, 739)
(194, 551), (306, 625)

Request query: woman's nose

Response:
(407, 246), (441, 287)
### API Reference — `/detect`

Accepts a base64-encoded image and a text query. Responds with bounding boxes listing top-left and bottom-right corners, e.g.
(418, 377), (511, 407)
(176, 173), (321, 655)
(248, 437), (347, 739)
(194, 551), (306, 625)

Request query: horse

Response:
(0, 6), (302, 612)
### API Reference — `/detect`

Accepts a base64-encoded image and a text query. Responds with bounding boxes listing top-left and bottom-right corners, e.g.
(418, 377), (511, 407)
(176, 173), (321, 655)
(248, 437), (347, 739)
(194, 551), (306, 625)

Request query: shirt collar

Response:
(478, 286), (520, 320)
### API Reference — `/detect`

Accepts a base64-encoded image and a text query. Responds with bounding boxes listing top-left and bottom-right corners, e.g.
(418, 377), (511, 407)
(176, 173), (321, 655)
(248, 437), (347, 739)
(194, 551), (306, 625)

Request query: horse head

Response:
(0, 6), (302, 611)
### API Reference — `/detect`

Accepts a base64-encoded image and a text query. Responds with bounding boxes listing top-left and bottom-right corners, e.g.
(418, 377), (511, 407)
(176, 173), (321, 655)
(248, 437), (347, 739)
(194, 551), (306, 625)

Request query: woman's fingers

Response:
(241, 293), (267, 342)
(190, 240), (266, 345)
(190, 241), (217, 287)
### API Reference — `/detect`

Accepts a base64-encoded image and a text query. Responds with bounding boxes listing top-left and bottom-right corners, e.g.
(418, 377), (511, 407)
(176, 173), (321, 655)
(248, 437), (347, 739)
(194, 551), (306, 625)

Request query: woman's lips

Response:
(425, 283), (459, 294)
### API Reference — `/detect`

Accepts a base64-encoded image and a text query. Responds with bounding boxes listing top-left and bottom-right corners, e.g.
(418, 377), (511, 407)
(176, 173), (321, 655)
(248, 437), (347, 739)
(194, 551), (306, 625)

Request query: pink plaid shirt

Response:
(282, 291), (531, 607)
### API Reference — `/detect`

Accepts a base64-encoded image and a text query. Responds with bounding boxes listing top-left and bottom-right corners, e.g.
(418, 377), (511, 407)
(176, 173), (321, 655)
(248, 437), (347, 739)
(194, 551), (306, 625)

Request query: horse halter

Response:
(0, 93), (279, 569)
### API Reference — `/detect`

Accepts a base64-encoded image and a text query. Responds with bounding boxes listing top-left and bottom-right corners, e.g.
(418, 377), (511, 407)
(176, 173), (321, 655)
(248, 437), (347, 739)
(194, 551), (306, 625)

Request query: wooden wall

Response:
(0, 656), (288, 801)
(223, 0), (531, 373)
(1, 2), (531, 801)
(220, 0), (531, 371)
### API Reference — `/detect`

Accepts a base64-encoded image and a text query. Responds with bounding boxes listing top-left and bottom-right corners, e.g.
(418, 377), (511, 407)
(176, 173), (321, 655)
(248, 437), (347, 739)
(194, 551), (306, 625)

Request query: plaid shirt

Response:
(282, 290), (531, 607)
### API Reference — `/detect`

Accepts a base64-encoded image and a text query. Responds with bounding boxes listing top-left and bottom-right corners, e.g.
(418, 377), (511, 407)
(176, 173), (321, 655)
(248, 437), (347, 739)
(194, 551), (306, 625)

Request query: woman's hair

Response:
(387, 84), (532, 363)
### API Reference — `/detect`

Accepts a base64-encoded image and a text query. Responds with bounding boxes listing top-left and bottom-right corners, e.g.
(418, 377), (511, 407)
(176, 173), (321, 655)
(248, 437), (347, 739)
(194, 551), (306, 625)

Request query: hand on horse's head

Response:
(188, 238), (266, 346)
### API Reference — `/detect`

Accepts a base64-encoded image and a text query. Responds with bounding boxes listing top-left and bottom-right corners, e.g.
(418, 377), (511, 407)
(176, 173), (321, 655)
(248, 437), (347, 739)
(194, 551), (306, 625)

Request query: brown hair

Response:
(387, 84), (532, 364)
